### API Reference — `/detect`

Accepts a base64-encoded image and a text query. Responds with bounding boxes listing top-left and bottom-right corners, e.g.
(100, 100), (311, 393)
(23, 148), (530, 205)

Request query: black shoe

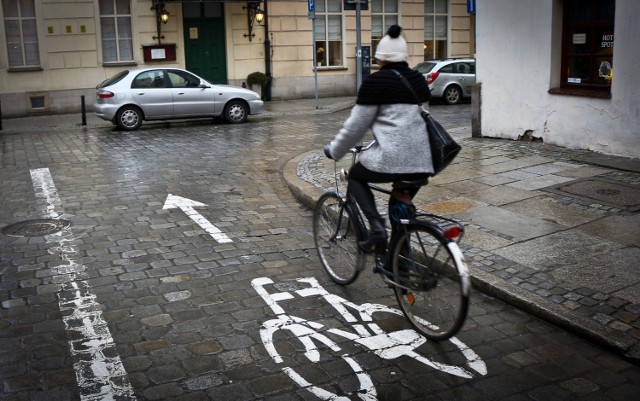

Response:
(372, 251), (387, 274)
(359, 218), (387, 253)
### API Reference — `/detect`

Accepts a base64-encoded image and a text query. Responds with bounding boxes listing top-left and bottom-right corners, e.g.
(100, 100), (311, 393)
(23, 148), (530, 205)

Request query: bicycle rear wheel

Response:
(390, 224), (470, 341)
(313, 192), (364, 285)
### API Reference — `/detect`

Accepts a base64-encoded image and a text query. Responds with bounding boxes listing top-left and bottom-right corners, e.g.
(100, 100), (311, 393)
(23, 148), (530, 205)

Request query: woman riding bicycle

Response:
(324, 25), (433, 271)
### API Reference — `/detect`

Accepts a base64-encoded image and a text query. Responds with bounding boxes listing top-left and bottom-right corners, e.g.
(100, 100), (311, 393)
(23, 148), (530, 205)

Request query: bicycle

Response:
(313, 142), (470, 341)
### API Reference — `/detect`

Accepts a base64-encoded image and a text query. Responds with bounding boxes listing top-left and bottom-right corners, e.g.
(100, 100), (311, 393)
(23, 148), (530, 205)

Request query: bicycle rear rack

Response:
(414, 213), (465, 242)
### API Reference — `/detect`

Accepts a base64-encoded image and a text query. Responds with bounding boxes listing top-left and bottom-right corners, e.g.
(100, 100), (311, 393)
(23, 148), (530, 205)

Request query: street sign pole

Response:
(355, 1), (362, 91)
(309, 0), (318, 108)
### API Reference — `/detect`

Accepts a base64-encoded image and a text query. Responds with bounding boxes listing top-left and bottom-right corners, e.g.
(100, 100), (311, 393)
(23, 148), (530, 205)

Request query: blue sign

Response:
(467, 0), (476, 14)
(308, 0), (315, 13)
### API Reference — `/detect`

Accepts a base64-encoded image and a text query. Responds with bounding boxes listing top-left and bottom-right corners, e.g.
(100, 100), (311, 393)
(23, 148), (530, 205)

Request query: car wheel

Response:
(116, 106), (143, 131)
(443, 85), (462, 105)
(223, 100), (248, 124)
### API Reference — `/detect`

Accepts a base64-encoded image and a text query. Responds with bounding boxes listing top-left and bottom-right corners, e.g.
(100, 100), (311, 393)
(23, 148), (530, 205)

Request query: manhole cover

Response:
(1, 219), (71, 237)
(543, 177), (640, 212)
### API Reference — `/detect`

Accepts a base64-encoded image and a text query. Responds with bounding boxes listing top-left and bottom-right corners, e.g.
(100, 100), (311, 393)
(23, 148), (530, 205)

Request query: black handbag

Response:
(391, 69), (461, 176)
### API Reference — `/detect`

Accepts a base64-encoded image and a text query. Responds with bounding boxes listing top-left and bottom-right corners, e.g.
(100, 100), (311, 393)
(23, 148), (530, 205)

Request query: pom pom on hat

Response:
(375, 25), (408, 63)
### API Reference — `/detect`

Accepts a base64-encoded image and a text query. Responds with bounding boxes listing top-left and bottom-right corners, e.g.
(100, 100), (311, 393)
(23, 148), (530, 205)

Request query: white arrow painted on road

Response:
(163, 194), (232, 243)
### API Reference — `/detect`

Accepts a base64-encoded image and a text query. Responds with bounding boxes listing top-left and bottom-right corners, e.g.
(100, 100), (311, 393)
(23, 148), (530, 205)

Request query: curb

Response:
(283, 150), (640, 363)
(0, 100), (355, 134)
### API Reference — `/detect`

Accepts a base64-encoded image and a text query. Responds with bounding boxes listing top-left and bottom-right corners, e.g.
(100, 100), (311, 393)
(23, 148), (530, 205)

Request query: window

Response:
(315, 0), (343, 67)
(2, 0), (40, 68)
(99, 0), (133, 63)
(560, 0), (614, 92)
(132, 70), (166, 89)
(167, 69), (201, 88)
(371, 0), (399, 63)
(424, 0), (448, 60)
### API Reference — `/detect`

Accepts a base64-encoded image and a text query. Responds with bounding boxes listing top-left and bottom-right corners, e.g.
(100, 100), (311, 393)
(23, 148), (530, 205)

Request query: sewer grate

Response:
(1, 219), (71, 237)
(542, 177), (640, 212)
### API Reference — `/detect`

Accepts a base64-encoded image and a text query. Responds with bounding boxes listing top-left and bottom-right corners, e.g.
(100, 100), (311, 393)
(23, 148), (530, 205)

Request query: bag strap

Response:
(390, 69), (430, 115)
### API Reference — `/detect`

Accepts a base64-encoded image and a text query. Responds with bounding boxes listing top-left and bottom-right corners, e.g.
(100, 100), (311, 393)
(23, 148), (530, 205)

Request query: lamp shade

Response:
(256, 9), (264, 24)
(160, 8), (169, 24)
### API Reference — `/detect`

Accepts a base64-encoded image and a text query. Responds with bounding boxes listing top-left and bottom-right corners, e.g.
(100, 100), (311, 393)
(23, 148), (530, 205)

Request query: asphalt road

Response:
(1, 107), (638, 400)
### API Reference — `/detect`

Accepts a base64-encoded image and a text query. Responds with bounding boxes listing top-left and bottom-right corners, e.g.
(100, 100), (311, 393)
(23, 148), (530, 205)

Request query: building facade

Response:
(475, 0), (639, 159)
(0, 0), (474, 117)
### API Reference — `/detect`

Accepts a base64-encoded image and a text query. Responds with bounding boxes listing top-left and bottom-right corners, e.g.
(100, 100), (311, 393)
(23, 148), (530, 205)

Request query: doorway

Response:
(183, 2), (227, 84)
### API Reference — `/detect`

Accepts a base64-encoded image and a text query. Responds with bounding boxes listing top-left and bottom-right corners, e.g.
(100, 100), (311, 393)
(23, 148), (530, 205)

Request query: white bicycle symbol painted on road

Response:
(252, 277), (487, 400)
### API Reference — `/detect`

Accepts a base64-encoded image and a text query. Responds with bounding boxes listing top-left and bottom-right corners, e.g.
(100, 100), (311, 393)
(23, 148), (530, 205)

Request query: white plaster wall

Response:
(476, 0), (640, 159)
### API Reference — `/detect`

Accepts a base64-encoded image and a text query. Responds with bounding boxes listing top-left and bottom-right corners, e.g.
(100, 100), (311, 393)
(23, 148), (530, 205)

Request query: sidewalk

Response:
(277, 102), (640, 362)
(2, 97), (639, 362)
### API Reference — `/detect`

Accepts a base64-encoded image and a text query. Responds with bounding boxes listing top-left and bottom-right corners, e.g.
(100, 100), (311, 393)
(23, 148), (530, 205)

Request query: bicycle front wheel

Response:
(390, 224), (470, 341)
(313, 192), (364, 285)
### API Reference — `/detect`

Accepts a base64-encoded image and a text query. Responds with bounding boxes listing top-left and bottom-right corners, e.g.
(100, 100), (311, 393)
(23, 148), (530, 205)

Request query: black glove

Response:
(323, 145), (333, 160)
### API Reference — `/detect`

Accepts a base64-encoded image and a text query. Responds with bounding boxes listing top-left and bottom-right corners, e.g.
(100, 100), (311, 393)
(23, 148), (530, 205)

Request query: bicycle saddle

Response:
(392, 179), (428, 189)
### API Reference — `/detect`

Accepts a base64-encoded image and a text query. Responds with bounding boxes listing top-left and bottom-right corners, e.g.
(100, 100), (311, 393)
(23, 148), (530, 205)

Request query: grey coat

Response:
(328, 103), (434, 175)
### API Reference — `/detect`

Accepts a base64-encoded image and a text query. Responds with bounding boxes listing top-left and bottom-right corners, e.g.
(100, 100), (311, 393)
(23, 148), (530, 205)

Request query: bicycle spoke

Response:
(391, 224), (469, 341)
(313, 192), (364, 285)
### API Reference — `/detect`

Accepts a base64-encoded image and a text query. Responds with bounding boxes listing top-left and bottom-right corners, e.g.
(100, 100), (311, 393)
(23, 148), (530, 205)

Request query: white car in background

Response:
(94, 67), (263, 131)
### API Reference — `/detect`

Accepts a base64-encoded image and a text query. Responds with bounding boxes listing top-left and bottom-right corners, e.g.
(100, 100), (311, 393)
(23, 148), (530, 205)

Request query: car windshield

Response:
(413, 62), (437, 74)
(98, 70), (129, 88)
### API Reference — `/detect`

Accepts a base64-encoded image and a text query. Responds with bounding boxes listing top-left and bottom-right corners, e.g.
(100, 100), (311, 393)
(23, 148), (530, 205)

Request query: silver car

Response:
(94, 67), (264, 131)
(413, 59), (476, 105)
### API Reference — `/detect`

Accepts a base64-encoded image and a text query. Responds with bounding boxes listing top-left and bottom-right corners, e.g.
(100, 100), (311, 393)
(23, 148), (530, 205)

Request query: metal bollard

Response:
(81, 95), (87, 126)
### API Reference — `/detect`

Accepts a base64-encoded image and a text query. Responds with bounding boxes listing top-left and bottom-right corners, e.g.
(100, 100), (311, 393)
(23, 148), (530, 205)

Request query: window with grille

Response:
(315, 0), (343, 67)
(424, 0), (448, 60)
(371, 0), (399, 64)
(2, 0), (40, 68)
(99, 0), (133, 63)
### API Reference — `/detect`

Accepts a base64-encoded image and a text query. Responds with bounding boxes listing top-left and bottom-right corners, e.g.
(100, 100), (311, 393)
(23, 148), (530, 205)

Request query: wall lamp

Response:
(243, 2), (264, 41)
(152, 0), (169, 44)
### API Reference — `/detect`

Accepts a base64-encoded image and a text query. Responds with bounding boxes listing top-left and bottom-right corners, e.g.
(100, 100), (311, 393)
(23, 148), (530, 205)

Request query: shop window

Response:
(315, 0), (343, 67)
(99, 0), (133, 63)
(559, 0), (614, 95)
(424, 0), (448, 60)
(371, 0), (399, 64)
(2, 0), (40, 69)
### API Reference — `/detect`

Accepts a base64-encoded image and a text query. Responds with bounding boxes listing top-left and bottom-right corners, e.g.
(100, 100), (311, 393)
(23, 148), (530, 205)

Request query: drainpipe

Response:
(264, 0), (272, 101)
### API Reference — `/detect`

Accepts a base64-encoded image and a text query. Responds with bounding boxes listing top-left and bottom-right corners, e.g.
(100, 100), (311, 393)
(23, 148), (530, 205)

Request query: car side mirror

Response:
(199, 81), (210, 89)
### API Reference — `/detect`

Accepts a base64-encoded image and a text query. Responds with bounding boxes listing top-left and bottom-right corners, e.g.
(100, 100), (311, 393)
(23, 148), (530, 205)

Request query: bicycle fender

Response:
(447, 241), (471, 296)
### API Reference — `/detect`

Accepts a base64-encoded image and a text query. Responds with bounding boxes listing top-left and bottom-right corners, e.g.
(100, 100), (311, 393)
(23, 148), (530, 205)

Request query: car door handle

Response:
(137, 92), (145, 95)
(177, 92), (185, 95)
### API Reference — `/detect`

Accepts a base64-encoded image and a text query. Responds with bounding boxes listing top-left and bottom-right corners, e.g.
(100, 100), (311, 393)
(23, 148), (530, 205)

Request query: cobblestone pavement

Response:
(288, 105), (640, 362)
(1, 106), (639, 400)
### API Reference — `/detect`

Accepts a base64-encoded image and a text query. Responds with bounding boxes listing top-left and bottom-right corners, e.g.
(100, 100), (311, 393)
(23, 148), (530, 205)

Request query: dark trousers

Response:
(348, 162), (428, 224)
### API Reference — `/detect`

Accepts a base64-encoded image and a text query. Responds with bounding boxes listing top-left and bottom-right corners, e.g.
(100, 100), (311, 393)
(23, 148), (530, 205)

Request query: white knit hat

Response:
(375, 25), (408, 63)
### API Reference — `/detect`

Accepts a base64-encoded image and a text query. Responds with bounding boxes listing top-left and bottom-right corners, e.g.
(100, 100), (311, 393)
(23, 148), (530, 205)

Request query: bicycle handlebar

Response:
(349, 140), (376, 154)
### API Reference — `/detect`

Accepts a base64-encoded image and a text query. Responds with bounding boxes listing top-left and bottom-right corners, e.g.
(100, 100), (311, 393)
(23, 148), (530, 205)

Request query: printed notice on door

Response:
(190, 27), (198, 39)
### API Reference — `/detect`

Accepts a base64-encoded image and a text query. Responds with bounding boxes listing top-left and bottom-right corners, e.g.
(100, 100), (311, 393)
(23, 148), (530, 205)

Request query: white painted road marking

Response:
(30, 168), (136, 401)
(253, 277), (487, 400)
(163, 194), (232, 243)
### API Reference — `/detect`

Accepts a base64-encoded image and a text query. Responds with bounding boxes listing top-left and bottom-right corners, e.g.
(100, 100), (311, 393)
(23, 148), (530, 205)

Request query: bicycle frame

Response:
(331, 143), (466, 290)
(334, 143), (465, 244)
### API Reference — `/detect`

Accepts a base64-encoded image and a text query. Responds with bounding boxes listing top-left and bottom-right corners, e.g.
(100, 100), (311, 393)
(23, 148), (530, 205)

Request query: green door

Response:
(183, 18), (227, 84)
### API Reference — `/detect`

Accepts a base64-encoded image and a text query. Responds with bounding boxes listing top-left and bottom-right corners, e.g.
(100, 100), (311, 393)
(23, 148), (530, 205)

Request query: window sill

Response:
(102, 61), (137, 67)
(314, 66), (348, 72)
(548, 87), (611, 99)
(8, 66), (42, 72)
